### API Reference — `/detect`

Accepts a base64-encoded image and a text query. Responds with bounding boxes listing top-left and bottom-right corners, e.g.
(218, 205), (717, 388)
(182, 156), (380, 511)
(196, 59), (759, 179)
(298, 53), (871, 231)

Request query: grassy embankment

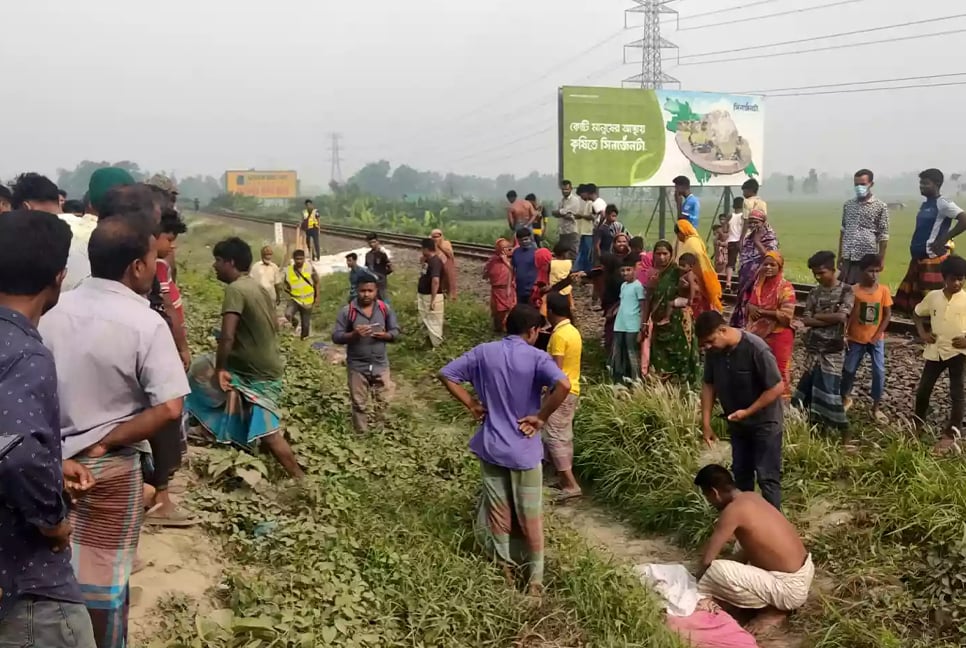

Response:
(151, 220), (683, 647)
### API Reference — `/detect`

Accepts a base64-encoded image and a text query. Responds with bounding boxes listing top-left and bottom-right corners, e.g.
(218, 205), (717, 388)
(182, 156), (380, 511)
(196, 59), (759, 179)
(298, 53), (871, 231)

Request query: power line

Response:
(677, 12), (966, 61)
(441, 125), (555, 166)
(662, 0), (782, 23)
(738, 72), (966, 94)
(677, 0), (863, 32)
(768, 79), (966, 97)
(676, 26), (966, 67)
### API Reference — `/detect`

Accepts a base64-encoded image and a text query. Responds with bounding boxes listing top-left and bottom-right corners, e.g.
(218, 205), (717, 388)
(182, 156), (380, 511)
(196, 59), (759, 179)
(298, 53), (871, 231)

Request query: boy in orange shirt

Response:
(841, 254), (892, 423)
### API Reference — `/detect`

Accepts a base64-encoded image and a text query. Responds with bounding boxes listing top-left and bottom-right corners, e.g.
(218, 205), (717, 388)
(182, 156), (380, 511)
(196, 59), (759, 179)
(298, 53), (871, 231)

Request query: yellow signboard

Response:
(225, 170), (298, 199)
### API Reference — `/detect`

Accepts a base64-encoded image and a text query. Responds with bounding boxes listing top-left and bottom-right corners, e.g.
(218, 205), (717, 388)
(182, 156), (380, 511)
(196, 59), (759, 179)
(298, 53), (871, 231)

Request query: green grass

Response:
(573, 381), (966, 647)
(153, 222), (684, 647)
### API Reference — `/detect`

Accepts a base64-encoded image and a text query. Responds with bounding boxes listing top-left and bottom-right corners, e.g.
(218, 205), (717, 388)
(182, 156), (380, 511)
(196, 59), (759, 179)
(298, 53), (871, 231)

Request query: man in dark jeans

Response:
(697, 310), (786, 510)
(0, 210), (97, 647)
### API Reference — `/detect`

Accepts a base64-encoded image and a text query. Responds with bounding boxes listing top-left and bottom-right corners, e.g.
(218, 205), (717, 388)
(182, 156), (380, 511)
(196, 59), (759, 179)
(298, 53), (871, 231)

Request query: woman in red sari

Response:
(483, 238), (516, 332)
(745, 251), (797, 399)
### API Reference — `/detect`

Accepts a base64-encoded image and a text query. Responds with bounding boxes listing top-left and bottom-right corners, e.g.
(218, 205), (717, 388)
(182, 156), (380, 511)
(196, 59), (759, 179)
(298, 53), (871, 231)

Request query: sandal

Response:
(144, 505), (201, 528)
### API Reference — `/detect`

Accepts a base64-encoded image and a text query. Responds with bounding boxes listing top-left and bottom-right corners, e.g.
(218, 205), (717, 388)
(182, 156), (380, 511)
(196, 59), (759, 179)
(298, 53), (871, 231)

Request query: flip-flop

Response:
(553, 489), (583, 503)
(144, 506), (201, 528)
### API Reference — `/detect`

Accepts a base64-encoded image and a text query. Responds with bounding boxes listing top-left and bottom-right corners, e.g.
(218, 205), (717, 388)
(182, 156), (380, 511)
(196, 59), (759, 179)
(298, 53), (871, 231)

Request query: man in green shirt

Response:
(185, 236), (303, 479)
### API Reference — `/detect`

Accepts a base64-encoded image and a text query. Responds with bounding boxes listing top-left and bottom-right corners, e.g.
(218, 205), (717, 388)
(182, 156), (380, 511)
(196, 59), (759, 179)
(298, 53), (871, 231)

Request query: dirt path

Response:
(553, 497), (803, 648)
(128, 468), (224, 645)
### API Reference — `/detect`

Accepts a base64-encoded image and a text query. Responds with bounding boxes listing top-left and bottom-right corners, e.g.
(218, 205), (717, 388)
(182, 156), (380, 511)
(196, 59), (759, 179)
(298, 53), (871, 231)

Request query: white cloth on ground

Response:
(697, 554), (814, 611)
(634, 563), (700, 617)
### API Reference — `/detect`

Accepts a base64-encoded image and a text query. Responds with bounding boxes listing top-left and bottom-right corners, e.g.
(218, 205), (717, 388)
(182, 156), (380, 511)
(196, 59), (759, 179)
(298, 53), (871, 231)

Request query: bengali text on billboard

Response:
(225, 170), (298, 199)
(559, 86), (764, 187)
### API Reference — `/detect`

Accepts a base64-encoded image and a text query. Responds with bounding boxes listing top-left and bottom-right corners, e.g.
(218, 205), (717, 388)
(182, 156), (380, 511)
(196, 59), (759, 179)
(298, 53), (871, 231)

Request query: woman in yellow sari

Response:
(674, 219), (723, 317)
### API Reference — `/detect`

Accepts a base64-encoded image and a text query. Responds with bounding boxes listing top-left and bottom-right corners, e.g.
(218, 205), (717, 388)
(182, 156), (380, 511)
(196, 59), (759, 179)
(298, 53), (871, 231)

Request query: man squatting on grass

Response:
(694, 464), (814, 635)
(332, 275), (400, 433)
(697, 310), (786, 510)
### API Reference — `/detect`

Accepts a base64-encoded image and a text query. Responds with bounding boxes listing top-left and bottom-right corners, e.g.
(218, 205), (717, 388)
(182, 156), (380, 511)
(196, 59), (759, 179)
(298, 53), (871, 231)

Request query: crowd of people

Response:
(446, 166), (966, 635)
(3, 162), (966, 645)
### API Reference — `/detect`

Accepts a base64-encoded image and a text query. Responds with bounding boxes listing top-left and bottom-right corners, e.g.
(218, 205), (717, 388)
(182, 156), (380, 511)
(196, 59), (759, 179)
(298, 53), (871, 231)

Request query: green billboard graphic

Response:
(559, 86), (765, 187)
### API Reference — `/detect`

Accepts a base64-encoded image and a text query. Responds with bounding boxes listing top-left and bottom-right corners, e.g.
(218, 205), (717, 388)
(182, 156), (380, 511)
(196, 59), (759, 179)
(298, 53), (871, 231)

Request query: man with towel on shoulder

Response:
(693, 464), (814, 637)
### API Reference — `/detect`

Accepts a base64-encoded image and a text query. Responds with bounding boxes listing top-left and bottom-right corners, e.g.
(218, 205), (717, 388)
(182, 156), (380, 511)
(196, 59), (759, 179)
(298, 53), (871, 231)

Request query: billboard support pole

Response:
(658, 186), (668, 241)
(704, 186), (734, 243)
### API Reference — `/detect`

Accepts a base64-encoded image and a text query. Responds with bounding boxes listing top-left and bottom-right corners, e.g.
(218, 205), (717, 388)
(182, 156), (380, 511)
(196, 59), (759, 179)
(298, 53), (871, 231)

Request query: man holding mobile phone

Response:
(0, 210), (97, 647)
(332, 275), (400, 433)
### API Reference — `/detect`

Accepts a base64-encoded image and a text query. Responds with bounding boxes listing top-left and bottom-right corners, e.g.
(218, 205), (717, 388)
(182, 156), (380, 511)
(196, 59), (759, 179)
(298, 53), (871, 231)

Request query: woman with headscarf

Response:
(730, 209), (779, 328)
(612, 232), (632, 262)
(483, 238), (516, 332)
(745, 251), (797, 399)
(642, 240), (699, 386)
(673, 219), (723, 317)
(431, 229), (458, 301)
(636, 249), (657, 376)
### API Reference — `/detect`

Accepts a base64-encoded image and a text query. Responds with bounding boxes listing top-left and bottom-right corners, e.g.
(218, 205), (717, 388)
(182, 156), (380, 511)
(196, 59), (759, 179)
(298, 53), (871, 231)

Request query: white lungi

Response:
(697, 554), (814, 611)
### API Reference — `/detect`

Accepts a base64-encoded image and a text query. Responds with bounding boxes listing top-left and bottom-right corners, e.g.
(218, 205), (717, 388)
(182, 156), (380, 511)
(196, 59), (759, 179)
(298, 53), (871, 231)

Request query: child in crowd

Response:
(156, 210), (189, 368)
(713, 214), (730, 273)
(793, 251), (854, 443)
(841, 254), (892, 423)
(913, 255), (966, 452)
(546, 241), (575, 314)
(662, 253), (697, 324)
(629, 236), (646, 261)
(346, 252), (370, 302)
(611, 259), (646, 383)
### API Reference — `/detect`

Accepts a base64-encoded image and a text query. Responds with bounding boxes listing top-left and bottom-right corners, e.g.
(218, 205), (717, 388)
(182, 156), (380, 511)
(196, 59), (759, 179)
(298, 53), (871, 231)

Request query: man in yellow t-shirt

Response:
(544, 293), (583, 500)
(913, 255), (966, 452)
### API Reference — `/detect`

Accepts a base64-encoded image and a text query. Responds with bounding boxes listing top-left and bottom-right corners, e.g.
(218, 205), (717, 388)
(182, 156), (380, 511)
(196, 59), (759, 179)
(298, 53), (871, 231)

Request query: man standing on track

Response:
(673, 176), (700, 229)
(838, 169), (889, 285)
(553, 179), (581, 255)
(302, 200), (321, 261)
(418, 238), (445, 348)
(506, 190), (537, 234)
(895, 168), (966, 314)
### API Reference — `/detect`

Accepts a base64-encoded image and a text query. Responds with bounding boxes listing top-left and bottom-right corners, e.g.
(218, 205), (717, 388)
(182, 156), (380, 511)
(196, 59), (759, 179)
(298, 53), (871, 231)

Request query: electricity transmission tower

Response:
(621, 1), (680, 237)
(328, 133), (344, 185)
(623, 0), (679, 89)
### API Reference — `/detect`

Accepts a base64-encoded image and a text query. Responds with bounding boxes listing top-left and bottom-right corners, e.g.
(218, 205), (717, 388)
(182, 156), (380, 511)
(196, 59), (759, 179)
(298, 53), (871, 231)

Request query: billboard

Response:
(225, 170), (298, 199)
(559, 86), (764, 187)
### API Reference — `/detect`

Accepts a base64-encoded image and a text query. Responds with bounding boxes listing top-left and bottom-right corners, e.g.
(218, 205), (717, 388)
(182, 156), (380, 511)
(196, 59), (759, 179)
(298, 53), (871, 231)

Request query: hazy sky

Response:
(3, 0), (963, 186)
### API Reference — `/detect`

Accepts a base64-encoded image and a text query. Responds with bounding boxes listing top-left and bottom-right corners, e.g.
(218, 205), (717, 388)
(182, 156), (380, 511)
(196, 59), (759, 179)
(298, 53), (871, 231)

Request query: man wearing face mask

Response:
(837, 169), (889, 285)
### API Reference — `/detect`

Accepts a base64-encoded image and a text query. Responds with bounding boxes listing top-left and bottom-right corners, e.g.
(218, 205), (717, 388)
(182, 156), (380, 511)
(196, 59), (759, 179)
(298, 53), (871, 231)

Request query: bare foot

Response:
(501, 564), (515, 587)
(745, 608), (788, 636)
(526, 582), (544, 601)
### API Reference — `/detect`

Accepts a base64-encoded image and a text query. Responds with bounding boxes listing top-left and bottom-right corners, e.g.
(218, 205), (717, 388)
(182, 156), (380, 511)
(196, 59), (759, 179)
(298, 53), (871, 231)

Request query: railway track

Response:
(199, 209), (918, 336)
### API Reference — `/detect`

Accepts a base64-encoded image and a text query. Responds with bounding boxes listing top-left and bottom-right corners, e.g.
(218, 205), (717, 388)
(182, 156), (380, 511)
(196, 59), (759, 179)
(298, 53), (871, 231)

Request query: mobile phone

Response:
(0, 434), (23, 462)
(370, 323), (384, 331)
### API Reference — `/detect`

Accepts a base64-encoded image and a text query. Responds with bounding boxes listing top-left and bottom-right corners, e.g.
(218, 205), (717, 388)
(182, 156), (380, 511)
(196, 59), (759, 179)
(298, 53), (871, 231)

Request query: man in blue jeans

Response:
(0, 210), (96, 647)
(697, 310), (786, 510)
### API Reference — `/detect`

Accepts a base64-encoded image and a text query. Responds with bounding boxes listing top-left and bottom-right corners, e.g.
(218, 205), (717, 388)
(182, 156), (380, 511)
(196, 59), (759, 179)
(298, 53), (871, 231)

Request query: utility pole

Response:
(328, 133), (344, 185)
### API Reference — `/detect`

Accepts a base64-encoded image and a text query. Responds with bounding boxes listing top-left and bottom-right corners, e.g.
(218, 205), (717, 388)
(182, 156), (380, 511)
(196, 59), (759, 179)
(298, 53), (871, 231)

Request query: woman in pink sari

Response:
(637, 249), (658, 376)
(483, 238), (516, 332)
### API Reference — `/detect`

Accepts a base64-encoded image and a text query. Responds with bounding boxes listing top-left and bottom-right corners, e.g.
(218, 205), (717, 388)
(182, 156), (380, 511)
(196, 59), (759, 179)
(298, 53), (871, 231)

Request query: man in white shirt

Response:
(250, 245), (282, 304)
(726, 197), (745, 291)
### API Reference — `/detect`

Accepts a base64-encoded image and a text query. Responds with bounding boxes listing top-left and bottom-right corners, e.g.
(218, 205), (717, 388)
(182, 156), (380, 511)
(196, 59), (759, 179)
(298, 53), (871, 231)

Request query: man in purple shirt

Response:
(0, 210), (97, 647)
(439, 304), (570, 595)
